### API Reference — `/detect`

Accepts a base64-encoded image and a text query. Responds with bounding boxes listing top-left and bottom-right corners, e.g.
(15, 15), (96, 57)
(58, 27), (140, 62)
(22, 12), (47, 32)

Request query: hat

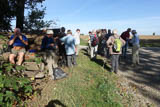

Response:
(132, 30), (137, 34)
(46, 30), (54, 34)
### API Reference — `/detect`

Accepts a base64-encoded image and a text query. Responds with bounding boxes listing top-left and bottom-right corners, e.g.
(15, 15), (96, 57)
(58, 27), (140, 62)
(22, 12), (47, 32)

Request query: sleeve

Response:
(107, 36), (112, 46)
(73, 38), (76, 45)
(120, 37), (126, 46)
(41, 37), (47, 50)
(130, 36), (134, 44)
(23, 35), (28, 41)
(60, 36), (66, 42)
(9, 35), (14, 40)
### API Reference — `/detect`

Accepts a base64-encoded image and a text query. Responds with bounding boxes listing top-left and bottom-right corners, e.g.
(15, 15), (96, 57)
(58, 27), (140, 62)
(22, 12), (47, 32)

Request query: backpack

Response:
(112, 37), (122, 53)
(91, 35), (99, 47)
(53, 68), (67, 80)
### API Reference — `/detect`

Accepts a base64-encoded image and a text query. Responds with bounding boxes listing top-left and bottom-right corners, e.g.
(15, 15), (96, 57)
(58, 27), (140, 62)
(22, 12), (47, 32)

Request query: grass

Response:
(140, 39), (160, 47)
(80, 38), (88, 46)
(37, 51), (124, 107)
(26, 35), (133, 107)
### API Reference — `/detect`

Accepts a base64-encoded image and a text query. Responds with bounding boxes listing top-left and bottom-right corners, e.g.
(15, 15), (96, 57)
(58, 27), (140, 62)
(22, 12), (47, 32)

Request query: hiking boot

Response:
(114, 70), (118, 74)
(109, 70), (114, 73)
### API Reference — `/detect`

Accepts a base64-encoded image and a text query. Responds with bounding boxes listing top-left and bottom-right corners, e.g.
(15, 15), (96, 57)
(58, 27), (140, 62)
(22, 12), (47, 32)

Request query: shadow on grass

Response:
(81, 48), (111, 71)
(45, 99), (67, 107)
(91, 58), (110, 71)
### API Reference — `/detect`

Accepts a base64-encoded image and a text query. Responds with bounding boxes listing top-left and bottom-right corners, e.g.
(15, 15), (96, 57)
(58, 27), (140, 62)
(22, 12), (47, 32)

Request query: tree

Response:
(0, 0), (53, 32)
(24, 7), (54, 34)
(15, 0), (25, 30)
(0, 0), (14, 31)
(15, 0), (45, 31)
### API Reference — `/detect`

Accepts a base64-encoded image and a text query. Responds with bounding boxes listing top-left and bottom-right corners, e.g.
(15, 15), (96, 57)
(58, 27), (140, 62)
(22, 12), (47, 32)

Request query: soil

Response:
(119, 47), (160, 107)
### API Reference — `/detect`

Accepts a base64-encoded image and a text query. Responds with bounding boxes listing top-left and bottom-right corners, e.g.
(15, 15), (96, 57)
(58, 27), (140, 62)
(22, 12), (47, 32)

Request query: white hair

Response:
(112, 29), (118, 35)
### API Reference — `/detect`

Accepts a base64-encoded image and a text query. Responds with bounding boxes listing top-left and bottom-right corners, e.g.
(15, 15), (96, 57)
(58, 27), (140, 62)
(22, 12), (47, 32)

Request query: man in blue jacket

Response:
(61, 30), (76, 67)
(41, 30), (58, 79)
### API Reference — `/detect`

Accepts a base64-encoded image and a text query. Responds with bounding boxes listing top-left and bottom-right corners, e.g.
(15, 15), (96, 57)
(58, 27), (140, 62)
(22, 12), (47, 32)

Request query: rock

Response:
(23, 62), (40, 71)
(2, 52), (10, 61)
(25, 53), (36, 60)
(35, 72), (45, 79)
(23, 70), (39, 78)
(34, 36), (44, 46)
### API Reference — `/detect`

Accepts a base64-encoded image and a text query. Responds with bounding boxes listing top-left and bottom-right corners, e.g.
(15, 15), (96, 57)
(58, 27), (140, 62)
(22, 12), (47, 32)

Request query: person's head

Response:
(88, 31), (92, 35)
(103, 29), (107, 33)
(112, 29), (119, 37)
(14, 28), (21, 35)
(67, 30), (72, 35)
(61, 27), (65, 33)
(46, 30), (54, 37)
(127, 28), (131, 32)
(131, 30), (137, 35)
(92, 29), (97, 35)
(108, 29), (111, 34)
(43, 28), (47, 34)
(76, 29), (80, 33)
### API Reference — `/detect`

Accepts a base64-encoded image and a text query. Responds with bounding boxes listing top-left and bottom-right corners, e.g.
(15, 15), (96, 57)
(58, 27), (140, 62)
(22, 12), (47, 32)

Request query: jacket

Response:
(107, 35), (125, 55)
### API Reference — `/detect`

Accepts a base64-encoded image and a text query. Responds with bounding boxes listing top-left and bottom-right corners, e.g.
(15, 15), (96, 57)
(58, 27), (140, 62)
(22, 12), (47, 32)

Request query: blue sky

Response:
(43, 0), (160, 35)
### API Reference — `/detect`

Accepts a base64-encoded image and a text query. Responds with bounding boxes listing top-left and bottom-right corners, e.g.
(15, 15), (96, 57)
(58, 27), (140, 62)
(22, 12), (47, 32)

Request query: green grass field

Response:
(45, 52), (123, 107)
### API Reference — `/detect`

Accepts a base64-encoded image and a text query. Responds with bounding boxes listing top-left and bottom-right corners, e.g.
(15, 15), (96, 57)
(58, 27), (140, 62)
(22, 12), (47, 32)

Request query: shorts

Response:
(11, 48), (26, 55)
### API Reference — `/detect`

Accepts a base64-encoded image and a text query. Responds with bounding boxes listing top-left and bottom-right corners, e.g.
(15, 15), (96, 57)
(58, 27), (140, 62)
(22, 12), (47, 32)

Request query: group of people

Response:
(8, 27), (140, 77)
(8, 27), (80, 79)
(88, 28), (140, 74)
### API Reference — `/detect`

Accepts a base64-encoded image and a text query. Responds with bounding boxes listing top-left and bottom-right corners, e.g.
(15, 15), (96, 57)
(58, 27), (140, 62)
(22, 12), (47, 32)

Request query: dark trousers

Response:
(122, 41), (128, 58)
(111, 54), (120, 72)
(67, 54), (76, 67)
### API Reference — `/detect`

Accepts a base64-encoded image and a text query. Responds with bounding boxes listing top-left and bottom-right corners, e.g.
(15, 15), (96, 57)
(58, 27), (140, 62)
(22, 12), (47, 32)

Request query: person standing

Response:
(120, 28), (131, 58)
(87, 31), (92, 55)
(90, 30), (99, 59)
(107, 29), (125, 74)
(58, 27), (67, 66)
(41, 30), (58, 79)
(9, 28), (28, 65)
(105, 29), (112, 58)
(131, 30), (140, 66)
(61, 30), (76, 67)
(73, 29), (80, 56)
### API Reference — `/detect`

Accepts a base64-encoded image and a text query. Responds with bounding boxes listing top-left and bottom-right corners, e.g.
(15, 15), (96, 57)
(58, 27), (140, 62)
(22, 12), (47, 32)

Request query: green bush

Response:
(0, 62), (33, 107)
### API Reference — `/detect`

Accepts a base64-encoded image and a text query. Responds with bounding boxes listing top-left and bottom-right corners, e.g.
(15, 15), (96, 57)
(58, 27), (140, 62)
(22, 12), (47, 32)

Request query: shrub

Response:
(0, 62), (33, 107)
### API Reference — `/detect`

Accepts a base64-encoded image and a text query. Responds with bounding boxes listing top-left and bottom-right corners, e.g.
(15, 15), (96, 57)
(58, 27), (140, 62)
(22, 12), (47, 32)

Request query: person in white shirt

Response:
(73, 29), (80, 55)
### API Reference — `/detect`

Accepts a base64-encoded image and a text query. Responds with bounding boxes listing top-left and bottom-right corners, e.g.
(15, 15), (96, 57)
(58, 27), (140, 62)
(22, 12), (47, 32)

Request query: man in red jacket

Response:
(120, 28), (131, 58)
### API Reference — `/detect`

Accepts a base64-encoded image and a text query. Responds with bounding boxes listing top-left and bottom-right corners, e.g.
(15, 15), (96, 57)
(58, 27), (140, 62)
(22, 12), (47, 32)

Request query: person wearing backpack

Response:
(107, 29), (125, 74)
(90, 30), (99, 59)
(130, 30), (140, 66)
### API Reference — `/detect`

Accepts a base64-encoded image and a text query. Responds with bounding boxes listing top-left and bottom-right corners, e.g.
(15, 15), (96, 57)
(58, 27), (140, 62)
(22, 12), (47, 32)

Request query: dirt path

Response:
(119, 47), (160, 106)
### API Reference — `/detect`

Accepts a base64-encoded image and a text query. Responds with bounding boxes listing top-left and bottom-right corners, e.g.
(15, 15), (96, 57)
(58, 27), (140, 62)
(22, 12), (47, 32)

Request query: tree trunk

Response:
(16, 0), (25, 31)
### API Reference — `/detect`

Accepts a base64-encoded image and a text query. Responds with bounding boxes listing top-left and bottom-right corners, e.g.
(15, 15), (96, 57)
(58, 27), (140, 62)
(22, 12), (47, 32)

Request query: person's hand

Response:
(56, 45), (58, 49)
(19, 35), (23, 40)
(13, 34), (18, 39)
(50, 43), (54, 47)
